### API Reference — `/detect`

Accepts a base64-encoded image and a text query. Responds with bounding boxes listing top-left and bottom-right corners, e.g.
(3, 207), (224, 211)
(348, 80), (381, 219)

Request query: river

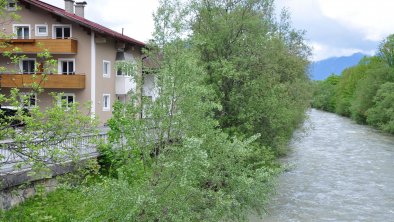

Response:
(251, 109), (394, 222)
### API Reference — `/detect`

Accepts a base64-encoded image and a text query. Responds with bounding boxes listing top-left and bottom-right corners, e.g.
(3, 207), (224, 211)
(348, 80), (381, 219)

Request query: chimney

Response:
(75, 1), (87, 17)
(64, 0), (74, 13)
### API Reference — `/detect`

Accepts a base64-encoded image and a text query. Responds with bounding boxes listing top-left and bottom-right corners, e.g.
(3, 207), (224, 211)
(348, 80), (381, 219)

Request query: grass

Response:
(0, 186), (88, 222)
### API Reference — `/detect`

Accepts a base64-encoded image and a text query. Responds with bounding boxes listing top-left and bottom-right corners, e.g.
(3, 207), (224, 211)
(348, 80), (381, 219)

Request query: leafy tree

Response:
(191, 0), (311, 152)
(350, 57), (393, 123)
(0, 0), (20, 39)
(103, 0), (283, 220)
(311, 75), (340, 112)
(366, 82), (394, 133)
(378, 34), (394, 67)
(349, 35), (394, 123)
(335, 57), (368, 116)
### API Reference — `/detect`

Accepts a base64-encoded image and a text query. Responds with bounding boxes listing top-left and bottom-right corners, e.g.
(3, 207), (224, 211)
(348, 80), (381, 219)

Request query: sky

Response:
(42, 0), (159, 43)
(276, 0), (394, 61)
(42, 0), (394, 61)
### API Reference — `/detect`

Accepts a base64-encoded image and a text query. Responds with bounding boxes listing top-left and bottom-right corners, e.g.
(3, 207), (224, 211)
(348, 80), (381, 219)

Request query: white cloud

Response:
(276, 0), (389, 60)
(318, 0), (394, 41)
(87, 0), (158, 42)
(309, 41), (375, 61)
(276, 0), (322, 23)
(42, 0), (390, 61)
(42, 0), (159, 42)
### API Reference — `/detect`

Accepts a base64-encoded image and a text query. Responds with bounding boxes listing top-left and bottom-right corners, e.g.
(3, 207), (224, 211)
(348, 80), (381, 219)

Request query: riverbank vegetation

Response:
(1, 0), (311, 221)
(312, 34), (394, 134)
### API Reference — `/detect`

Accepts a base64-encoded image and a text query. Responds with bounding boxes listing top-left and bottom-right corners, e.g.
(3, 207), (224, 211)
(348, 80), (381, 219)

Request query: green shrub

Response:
(366, 82), (394, 133)
(311, 75), (340, 112)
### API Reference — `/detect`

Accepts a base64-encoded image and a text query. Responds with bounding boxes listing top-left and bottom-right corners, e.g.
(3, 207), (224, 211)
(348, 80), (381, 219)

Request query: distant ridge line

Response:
(310, 53), (367, 80)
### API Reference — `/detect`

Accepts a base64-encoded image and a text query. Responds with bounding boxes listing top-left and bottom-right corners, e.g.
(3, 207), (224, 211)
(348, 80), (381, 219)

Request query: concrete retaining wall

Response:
(0, 157), (97, 210)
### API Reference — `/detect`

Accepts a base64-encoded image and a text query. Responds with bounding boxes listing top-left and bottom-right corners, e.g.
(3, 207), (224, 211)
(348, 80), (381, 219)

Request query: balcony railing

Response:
(0, 38), (78, 54)
(116, 75), (136, 95)
(0, 73), (85, 89)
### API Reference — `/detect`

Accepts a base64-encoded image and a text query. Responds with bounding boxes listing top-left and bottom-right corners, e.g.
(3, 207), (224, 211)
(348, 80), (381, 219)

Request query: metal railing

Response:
(0, 132), (108, 173)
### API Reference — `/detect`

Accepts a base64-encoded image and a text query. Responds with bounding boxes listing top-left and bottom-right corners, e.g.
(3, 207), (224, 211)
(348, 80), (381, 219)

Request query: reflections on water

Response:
(252, 109), (394, 222)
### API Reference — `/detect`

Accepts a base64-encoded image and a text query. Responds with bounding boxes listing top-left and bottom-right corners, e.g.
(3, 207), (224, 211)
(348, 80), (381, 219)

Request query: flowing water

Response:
(251, 109), (394, 222)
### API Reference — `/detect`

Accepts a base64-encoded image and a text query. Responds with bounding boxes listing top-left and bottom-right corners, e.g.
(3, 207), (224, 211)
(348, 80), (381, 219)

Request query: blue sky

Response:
(42, 0), (394, 61)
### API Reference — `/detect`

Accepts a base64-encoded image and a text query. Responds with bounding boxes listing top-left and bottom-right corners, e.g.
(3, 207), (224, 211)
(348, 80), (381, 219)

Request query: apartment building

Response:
(0, 0), (151, 124)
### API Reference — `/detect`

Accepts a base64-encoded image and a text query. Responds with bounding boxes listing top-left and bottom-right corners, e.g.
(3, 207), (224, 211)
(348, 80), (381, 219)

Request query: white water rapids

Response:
(251, 109), (394, 222)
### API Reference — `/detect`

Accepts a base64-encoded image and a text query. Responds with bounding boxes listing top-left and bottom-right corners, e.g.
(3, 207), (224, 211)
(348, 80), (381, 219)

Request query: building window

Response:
(103, 60), (111, 78)
(20, 59), (36, 74)
(58, 59), (75, 75)
(103, 94), (110, 111)
(58, 93), (75, 109)
(6, 1), (17, 11)
(116, 67), (123, 76)
(13, 25), (30, 39)
(35, 24), (48, 36)
(117, 95), (126, 103)
(20, 93), (37, 108)
(53, 25), (71, 39)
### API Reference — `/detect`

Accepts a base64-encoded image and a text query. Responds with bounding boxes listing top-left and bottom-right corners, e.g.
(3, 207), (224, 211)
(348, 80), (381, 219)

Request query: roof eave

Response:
(22, 0), (145, 47)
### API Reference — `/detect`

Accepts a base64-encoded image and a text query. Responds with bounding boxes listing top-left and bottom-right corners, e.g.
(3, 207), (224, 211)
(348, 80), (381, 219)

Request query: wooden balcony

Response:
(0, 74), (85, 89)
(0, 39), (78, 54)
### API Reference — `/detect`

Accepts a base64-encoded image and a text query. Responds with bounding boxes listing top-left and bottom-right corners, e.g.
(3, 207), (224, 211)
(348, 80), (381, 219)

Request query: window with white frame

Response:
(53, 25), (71, 39)
(6, 1), (17, 11)
(103, 60), (111, 78)
(20, 59), (36, 74)
(13, 25), (30, 39)
(35, 24), (48, 36)
(58, 93), (75, 109)
(20, 93), (37, 108)
(58, 59), (75, 75)
(103, 94), (110, 111)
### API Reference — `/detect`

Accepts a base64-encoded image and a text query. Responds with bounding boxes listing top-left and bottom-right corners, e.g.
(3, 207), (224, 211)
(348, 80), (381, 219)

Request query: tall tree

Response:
(378, 34), (394, 67)
(104, 0), (280, 220)
(191, 0), (311, 152)
(335, 57), (368, 116)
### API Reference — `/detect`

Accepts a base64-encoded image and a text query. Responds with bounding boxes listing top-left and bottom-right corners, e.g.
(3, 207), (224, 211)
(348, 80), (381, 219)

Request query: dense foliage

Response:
(312, 34), (394, 133)
(1, 0), (311, 221)
(192, 0), (311, 153)
(311, 75), (340, 113)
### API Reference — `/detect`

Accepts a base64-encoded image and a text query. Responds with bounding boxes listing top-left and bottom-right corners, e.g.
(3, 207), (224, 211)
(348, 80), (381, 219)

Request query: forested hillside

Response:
(312, 34), (394, 134)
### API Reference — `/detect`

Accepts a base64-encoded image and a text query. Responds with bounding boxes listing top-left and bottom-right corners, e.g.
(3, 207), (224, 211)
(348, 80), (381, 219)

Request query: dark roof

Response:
(142, 53), (163, 69)
(21, 0), (145, 47)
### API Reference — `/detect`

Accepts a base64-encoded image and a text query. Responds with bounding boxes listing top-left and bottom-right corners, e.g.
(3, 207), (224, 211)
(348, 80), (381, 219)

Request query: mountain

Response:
(309, 53), (367, 80)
